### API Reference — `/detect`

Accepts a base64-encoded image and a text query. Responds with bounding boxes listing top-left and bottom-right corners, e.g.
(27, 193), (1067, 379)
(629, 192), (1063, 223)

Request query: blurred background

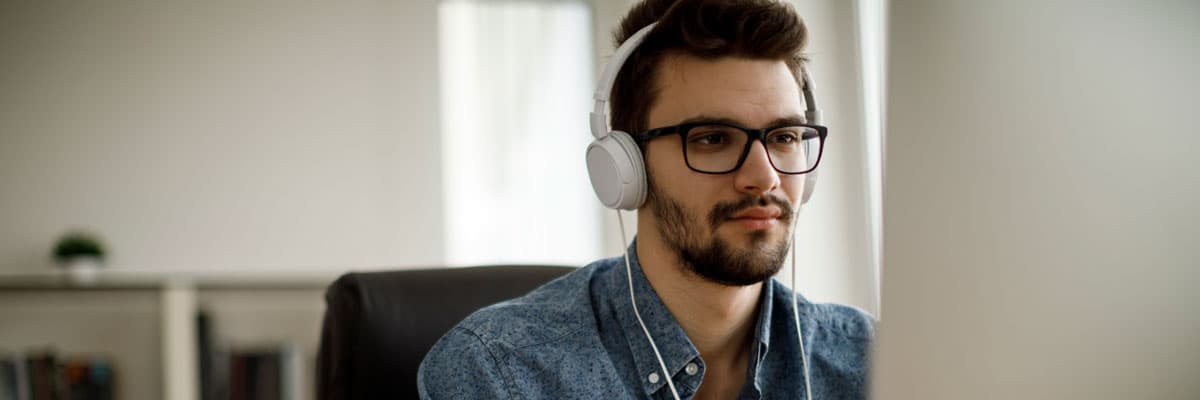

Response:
(875, 1), (1199, 399)
(4, 0), (1197, 400)
(0, 0), (883, 399)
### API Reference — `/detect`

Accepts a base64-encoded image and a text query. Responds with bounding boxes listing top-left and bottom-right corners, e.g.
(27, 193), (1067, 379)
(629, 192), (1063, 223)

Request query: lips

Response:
(707, 195), (794, 230)
(728, 207), (782, 230)
(731, 207), (782, 220)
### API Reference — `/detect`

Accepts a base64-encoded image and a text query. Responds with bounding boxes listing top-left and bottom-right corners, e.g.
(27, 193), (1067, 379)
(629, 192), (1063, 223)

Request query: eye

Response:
(769, 132), (799, 144)
(693, 132), (731, 145)
(767, 128), (803, 144)
(686, 126), (738, 145)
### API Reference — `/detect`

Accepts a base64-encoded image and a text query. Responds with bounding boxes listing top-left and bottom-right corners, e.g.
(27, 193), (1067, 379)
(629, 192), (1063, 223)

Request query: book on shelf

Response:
(196, 309), (306, 400)
(0, 350), (114, 400)
(0, 352), (30, 400)
(197, 310), (215, 400)
(61, 359), (114, 400)
(214, 346), (304, 400)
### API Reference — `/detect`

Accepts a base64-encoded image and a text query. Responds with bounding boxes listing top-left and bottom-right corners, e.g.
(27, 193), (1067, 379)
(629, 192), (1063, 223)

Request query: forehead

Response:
(648, 54), (804, 128)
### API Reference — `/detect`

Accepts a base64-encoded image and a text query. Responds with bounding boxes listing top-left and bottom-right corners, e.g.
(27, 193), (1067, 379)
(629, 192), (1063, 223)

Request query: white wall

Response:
(875, 1), (1200, 398)
(0, 1), (444, 273)
(0, 0), (879, 317)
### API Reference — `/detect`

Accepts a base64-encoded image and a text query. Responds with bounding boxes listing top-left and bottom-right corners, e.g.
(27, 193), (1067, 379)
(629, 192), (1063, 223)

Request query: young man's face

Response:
(642, 54), (807, 286)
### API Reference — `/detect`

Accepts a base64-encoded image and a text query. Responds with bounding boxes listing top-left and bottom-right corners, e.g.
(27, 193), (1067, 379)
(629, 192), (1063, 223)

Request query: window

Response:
(439, 1), (600, 266)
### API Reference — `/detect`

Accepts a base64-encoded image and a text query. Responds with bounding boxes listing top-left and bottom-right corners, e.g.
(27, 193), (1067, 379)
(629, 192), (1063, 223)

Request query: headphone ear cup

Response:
(586, 131), (647, 210)
(801, 171), (818, 205)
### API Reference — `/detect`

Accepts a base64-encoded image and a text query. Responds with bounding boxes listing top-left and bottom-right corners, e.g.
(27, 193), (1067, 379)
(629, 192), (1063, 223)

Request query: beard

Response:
(646, 182), (795, 286)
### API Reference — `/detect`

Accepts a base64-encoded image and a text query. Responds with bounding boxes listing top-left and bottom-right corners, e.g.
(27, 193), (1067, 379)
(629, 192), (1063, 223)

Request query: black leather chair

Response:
(316, 265), (574, 400)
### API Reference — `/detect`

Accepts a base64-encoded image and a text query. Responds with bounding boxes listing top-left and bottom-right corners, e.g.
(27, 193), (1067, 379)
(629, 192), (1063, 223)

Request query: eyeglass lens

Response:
(683, 125), (820, 173)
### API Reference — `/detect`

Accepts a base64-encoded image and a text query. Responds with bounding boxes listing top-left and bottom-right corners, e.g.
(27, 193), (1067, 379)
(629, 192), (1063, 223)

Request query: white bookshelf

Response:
(0, 269), (334, 400)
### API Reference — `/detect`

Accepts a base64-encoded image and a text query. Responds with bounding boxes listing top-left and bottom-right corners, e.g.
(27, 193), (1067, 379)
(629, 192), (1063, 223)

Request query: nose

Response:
(734, 141), (781, 196)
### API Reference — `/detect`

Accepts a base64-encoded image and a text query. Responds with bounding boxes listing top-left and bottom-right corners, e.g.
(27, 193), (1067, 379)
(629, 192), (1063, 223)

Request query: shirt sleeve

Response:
(418, 327), (512, 400)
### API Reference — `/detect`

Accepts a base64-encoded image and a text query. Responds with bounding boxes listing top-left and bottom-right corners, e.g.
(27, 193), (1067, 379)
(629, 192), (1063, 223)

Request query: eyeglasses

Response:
(635, 121), (827, 175)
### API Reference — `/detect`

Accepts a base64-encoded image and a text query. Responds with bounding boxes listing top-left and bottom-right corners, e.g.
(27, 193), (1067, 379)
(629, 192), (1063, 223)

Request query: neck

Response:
(634, 218), (762, 367)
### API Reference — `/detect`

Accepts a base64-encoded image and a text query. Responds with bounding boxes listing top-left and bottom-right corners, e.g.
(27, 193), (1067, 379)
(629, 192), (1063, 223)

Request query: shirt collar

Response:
(755, 280), (774, 352)
(748, 277), (775, 394)
(606, 240), (701, 397)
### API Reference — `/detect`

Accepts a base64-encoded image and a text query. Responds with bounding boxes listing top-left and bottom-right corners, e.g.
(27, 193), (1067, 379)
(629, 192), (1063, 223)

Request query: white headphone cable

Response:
(791, 207), (815, 400)
(615, 207), (812, 400)
(617, 210), (682, 400)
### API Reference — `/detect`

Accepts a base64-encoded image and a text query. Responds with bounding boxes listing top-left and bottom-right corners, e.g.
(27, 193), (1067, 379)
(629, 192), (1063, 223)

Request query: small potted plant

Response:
(53, 230), (107, 284)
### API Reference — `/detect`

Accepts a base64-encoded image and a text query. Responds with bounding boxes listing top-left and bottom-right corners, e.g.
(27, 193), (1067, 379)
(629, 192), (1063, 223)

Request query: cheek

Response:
(643, 139), (680, 169)
(643, 141), (684, 188)
(645, 155), (722, 215)
(782, 175), (807, 204)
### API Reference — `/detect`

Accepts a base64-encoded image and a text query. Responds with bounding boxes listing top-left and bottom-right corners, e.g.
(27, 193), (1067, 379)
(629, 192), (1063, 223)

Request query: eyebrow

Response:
(676, 114), (807, 128)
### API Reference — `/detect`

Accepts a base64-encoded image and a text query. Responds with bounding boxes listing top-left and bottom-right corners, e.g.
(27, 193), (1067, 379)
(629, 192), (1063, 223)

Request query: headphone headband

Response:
(801, 67), (821, 124)
(591, 23), (659, 140)
(586, 21), (822, 210)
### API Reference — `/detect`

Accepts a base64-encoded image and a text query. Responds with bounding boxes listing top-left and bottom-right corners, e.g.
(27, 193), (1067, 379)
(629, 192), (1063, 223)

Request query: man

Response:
(418, 0), (872, 398)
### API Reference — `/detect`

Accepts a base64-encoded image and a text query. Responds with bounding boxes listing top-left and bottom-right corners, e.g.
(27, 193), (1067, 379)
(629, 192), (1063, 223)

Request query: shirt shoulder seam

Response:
(808, 303), (875, 339)
(510, 323), (593, 352)
(461, 312), (595, 354)
(453, 326), (519, 399)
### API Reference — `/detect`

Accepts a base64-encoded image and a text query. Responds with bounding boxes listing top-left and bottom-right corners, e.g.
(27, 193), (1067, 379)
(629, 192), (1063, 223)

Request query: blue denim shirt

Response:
(418, 243), (874, 399)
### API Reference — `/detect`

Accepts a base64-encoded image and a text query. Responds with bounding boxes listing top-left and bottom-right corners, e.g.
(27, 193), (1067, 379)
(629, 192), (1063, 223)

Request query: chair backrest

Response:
(316, 265), (573, 400)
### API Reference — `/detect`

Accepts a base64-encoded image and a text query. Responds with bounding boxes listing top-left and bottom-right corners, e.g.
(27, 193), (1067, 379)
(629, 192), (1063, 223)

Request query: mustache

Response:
(707, 194), (794, 228)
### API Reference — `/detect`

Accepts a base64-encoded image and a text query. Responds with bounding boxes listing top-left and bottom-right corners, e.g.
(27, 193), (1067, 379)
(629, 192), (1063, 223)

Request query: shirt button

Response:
(685, 363), (699, 376)
(648, 372), (660, 384)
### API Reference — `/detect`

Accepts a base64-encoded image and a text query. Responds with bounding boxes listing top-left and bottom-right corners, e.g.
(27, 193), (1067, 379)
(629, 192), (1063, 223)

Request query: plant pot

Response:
(62, 256), (103, 285)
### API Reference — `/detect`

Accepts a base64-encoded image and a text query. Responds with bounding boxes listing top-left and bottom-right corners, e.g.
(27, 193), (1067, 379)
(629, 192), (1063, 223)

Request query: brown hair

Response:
(609, 0), (809, 135)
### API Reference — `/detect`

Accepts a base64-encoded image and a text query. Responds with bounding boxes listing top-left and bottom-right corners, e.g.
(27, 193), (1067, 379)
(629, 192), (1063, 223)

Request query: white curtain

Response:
(856, 0), (887, 316)
(439, 1), (601, 266)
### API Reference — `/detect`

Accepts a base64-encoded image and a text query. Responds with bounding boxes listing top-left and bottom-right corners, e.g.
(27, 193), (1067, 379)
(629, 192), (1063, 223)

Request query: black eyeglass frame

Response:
(634, 122), (829, 175)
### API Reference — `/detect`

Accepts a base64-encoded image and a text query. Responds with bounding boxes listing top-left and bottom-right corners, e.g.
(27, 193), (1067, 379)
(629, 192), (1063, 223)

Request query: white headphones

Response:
(585, 22), (823, 211)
